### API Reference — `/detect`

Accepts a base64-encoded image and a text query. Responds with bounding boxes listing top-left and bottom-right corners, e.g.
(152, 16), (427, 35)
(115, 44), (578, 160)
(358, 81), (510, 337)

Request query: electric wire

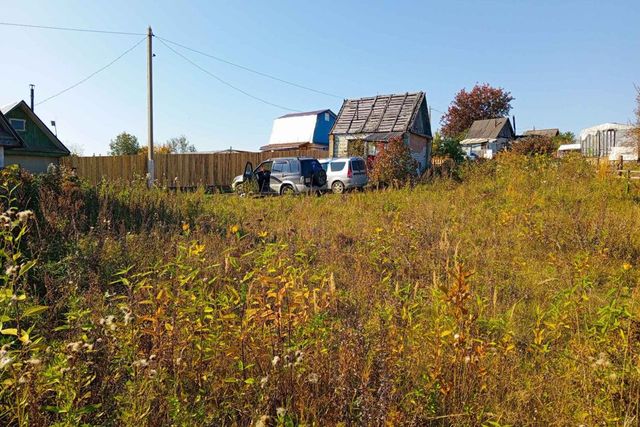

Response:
(156, 37), (299, 112)
(36, 36), (147, 106)
(0, 21), (145, 36)
(155, 36), (342, 99)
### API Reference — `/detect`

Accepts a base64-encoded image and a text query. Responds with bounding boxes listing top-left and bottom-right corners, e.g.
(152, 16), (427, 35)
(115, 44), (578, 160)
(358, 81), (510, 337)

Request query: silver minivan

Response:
(232, 157), (327, 195)
(318, 157), (368, 193)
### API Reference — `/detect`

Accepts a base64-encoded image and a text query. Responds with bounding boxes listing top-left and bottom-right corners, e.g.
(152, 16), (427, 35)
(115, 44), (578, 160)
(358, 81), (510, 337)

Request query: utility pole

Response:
(147, 26), (155, 187)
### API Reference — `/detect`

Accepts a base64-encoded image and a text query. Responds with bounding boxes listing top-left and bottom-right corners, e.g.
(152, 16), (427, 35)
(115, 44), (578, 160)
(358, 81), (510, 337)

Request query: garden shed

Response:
(460, 117), (515, 159)
(261, 109), (335, 151)
(329, 92), (433, 172)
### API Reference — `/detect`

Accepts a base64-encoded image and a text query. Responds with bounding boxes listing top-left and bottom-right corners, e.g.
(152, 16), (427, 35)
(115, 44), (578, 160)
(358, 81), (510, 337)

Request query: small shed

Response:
(261, 109), (335, 151)
(579, 123), (637, 160)
(1, 100), (70, 173)
(460, 117), (515, 159)
(524, 128), (560, 138)
(329, 92), (432, 172)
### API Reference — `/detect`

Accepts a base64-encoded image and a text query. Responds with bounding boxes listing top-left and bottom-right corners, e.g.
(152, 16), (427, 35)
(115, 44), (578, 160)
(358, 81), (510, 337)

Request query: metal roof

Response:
(278, 109), (335, 119)
(466, 117), (513, 139)
(259, 142), (328, 151)
(331, 92), (427, 135)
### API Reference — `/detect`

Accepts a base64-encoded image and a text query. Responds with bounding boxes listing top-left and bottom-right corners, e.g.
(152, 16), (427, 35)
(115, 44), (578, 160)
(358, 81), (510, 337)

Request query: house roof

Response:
(0, 110), (24, 148)
(524, 128), (560, 137)
(1, 100), (70, 156)
(466, 117), (514, 139)
(260, 142), (328, 151)
(331, 92), (427, 136)
(278, 109), (335, 119)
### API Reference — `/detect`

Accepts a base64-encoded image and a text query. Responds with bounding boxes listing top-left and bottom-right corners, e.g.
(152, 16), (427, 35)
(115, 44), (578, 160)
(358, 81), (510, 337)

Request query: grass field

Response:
(1, 154), (640, 426)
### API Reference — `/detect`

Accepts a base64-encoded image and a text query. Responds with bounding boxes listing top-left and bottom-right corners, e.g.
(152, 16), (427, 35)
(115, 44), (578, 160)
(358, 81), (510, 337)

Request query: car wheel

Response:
(280, 184), (295, 195)
(331, 180), (345, 194)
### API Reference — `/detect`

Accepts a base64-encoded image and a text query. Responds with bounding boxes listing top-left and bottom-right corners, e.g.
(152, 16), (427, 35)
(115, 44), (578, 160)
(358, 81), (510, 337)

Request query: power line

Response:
(156, 37), (299, 112)
(156, 35), (342, 99)
(0, 21), (145, 36)
(37, 36), (146, 106)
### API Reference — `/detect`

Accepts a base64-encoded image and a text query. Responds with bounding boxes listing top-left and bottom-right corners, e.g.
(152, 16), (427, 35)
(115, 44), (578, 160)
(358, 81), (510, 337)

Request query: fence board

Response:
(61, 149), (329, 187)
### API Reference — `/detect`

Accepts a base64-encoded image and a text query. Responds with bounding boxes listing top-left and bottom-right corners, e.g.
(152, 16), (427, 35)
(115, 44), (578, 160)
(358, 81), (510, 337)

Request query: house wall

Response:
(407, 133), (431, 172)
(4, 108), (54, 153)
(312, 112), (335, 144)
(268, 115), (318, 145)
(5, 154), (59, 173)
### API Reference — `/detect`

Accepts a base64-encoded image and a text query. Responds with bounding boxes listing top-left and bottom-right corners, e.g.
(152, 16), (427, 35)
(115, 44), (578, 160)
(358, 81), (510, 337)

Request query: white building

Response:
(579, 123), (637, 161)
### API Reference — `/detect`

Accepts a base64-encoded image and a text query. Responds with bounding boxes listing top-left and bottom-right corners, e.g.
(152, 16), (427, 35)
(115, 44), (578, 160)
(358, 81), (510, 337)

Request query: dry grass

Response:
(1, 154), (640, 426)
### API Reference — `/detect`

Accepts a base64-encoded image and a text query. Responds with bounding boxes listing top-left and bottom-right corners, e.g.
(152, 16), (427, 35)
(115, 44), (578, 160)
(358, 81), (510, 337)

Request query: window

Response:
(289, 160), (300, 173)
(272, 161), (289, 174)
(9, 119), (25, 132)
(320, 162), (329, 172)
(330, 161), (346, 172)
(324, 112), (331, 121)
(352, 159), (366, 171)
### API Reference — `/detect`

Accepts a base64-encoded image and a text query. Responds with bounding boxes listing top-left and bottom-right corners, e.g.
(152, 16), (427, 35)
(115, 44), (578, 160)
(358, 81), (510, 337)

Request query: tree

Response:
(511, 135), (557, 156)
(109, 132), (140, 156)
(553, 131), (575, 146)
(162, 135), (196, 153)
(433, 133), (465, 164)
(369, 137), (418, 187)
(440, 83), (514, 139)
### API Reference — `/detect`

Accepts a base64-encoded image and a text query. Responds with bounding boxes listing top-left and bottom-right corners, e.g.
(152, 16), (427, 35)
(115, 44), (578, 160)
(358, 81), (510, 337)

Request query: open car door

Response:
(243, 162), (254, 181)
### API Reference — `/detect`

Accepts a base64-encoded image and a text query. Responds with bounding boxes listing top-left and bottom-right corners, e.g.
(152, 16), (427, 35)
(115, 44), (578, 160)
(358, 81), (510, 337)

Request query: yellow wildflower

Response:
(623, 262), (632, 271)
(230, 224), (240, 234)
(258, 231), (268, 238)
(182, 222), (190, 232)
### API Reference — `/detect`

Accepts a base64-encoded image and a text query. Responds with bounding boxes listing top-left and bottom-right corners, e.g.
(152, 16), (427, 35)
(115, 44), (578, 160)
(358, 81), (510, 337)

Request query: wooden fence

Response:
(61, 149), (328, 188)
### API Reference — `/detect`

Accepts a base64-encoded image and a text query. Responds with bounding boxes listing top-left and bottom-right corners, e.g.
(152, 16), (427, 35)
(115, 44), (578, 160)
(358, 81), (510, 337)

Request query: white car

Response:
(318, 157), (368, 194)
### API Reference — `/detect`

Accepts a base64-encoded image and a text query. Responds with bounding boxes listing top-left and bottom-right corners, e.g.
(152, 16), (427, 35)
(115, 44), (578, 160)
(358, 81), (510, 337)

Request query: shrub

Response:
(510, 135), (558, 156)
(369, 137), (418, 187)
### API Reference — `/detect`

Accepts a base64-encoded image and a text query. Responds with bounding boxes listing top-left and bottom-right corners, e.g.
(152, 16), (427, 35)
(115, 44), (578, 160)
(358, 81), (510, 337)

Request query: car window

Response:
(330, 161), (346, 172)
(321, 163), (329, 172)
(256, 161), (272, 173)
(352, 159), (365, 171)
(289, 160), (300, 173)
(272, 161), (288, 173)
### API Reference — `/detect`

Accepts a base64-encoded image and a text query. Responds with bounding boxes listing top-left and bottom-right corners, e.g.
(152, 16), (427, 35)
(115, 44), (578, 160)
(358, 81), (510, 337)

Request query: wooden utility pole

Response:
(147, 26), (155, 187)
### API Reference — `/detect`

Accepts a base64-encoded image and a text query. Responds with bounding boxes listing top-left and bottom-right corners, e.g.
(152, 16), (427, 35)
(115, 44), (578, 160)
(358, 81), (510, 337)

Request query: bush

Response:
(510, 135), (558, 156)
(369, 137), (418, 187)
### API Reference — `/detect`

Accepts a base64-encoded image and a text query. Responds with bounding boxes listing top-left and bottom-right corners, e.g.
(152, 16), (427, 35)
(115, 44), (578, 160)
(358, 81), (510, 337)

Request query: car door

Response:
(269, 160), (288, 193)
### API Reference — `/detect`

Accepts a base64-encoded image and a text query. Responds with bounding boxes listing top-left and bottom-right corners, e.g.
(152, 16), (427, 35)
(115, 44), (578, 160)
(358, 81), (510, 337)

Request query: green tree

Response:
(433, 134), (465, 164)
(553, 131), (575, 146)
(109, 132), (140, 156)
(163, 135), (196, 153)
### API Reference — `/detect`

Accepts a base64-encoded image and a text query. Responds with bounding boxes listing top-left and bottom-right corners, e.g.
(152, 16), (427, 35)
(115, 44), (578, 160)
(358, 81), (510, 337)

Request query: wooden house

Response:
(1, 100), (70, 173)
(460, 117), (515, 159)
(260, 109), (335, 151)
(329, 92), (433, 172)
(0, 110), (25, 168)
(524, 128), (560, 138)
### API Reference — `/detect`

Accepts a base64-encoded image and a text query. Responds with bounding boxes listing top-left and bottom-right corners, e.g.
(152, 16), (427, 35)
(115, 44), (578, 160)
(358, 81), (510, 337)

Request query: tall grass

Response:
(0, 154), (639, 426)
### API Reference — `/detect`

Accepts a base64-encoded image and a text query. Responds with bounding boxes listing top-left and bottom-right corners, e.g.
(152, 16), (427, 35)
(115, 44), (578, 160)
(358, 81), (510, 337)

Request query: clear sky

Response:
(1, 0), (639, 154)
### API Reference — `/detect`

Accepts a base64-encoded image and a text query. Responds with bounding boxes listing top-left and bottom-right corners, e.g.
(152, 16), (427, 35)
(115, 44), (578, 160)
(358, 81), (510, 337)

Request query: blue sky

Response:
(1, 0), (639, 154)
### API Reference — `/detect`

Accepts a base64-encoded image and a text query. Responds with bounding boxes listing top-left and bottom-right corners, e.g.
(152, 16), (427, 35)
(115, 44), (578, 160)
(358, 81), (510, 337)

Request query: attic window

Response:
(324, 112), (330, 121)
(9, 119), (25, 132)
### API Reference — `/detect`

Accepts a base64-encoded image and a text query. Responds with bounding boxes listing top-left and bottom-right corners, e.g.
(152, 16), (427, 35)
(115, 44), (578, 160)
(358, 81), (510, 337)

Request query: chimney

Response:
(512, 115), (516, 136)
(29, 84), (35, 111)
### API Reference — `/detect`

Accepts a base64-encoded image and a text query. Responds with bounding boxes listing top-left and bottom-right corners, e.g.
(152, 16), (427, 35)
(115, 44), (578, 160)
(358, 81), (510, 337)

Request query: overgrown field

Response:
(1, 155), (640, 426)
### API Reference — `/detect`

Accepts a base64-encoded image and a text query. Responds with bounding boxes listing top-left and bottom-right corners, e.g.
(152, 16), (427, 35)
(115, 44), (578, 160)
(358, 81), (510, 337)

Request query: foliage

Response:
(347, 139), (365, 157)
(160, 135), (196, 154)
(434, 136), (466, 164)
(109, 132), (140, 156)
(553, 131), (575, 146)
(369, 137), (418, 187)
(441, 83), (514, 139)
(511, 135), (558, 156)
(0, 155), (640, 425)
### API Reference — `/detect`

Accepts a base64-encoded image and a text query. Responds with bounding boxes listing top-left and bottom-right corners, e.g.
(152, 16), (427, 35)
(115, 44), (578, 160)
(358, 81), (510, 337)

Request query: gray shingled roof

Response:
(466, 117), (513, 139)
(524, 128), (560, 138)
(331, 92), (425, 135)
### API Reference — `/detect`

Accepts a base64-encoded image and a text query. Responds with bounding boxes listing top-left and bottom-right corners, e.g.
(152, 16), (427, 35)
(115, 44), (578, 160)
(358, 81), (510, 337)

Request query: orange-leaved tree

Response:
(369, 137), (418, 187)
